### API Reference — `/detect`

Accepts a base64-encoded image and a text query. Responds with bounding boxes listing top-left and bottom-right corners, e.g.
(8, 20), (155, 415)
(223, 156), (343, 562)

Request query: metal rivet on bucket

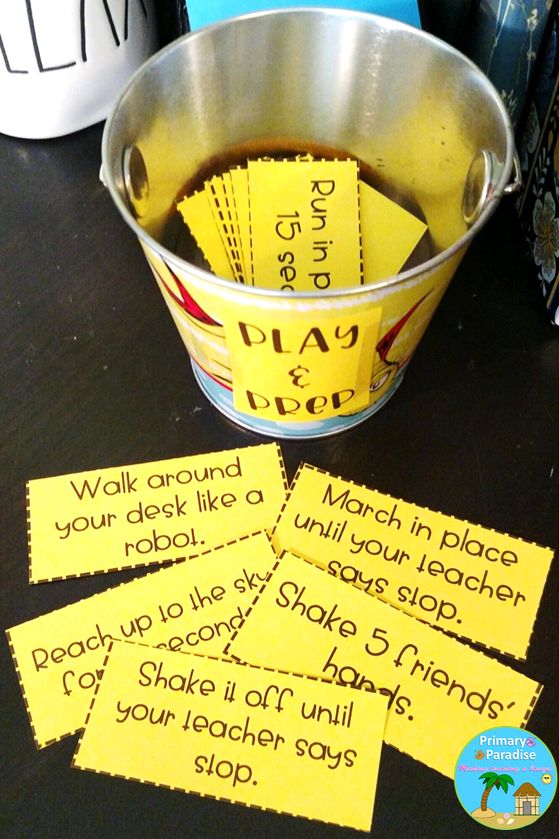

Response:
(122, 144), (149, 219)
(462, 150), (494, 227)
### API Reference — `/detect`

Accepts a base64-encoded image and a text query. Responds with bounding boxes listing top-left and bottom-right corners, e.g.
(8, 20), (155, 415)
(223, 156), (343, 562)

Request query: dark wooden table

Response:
(1, 123), (558, 838)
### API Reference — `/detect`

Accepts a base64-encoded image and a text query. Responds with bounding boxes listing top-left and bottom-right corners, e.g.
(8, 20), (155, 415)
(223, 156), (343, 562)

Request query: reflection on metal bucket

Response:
(102, 9), (516, 438)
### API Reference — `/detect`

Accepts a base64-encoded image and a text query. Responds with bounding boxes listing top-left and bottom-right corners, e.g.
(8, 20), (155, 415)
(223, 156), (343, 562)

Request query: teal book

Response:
(186, 2), (421, 31)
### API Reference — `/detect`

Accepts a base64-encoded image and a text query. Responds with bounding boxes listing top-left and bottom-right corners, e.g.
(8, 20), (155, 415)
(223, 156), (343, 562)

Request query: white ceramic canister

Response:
(0, 0), (158, 139)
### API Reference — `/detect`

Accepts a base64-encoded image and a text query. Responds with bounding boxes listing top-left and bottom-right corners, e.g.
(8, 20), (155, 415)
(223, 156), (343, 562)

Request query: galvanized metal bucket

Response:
(102, 8), (518, 438)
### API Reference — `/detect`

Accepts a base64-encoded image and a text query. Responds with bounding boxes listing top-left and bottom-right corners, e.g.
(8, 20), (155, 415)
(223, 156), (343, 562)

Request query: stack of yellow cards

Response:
(6, 444), (554, 833)
(177, 157), (427, 290)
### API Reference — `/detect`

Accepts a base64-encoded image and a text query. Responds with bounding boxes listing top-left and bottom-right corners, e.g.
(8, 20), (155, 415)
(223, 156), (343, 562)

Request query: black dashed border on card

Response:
(26, 442), (287, 584)
(223, 554), (281, 661)
(26, 481), (32, 585)
(269, 460), (303, 539)
(7, 628), (53, 750)
(273, 463), (555, 662)
(7, 529), (277, 749)
(222, 548), (545, 774)
(71, 637), (380, 833)
(16, 457), (547, 781)
(302, 462), (554, 553)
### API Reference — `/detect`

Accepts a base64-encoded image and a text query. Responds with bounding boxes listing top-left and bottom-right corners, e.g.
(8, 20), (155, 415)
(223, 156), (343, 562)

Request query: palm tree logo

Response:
(474, 772), (515, 819)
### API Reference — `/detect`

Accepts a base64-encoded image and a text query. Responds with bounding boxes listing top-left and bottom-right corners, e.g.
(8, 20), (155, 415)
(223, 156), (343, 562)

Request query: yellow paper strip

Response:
(7, 532), (278, 748)
(360, 181), (427, 282)
(27, 443), (287, 582)
(272, 465), (554, 659)
(248, 159), (361, 291)
(73, 639), (388, 832)
(229, 166), (252, 283)
(205, 175), (244, 281)
(225, 552), (542, 778)
(222, 170), (248, 281)
(176, 189), (236, 280)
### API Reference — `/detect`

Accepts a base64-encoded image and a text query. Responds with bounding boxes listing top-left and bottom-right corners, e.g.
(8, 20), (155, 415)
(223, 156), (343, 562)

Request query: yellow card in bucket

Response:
(229, 165), (252, 283)
(205, 174), (244, 281)
(360, 181), (427, 283)
(177, 188), (235, 281)
(248, 158), (361, 291)
(176, 155), (428, 289)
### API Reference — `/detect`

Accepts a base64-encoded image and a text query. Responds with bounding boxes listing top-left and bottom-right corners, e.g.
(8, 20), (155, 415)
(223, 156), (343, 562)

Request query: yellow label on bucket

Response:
(248, 158), (361, 291)
(222, 305), (381, 421)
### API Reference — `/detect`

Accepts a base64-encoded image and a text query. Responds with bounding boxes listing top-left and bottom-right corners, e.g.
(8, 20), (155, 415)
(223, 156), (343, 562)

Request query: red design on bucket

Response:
(155, 261), (222, 327)
(376, 291), (432, 364)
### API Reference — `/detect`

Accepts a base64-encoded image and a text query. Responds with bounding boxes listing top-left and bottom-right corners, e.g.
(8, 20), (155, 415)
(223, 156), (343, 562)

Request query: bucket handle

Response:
(504, 151), (523, 195)
(463, 148), (522, 226)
